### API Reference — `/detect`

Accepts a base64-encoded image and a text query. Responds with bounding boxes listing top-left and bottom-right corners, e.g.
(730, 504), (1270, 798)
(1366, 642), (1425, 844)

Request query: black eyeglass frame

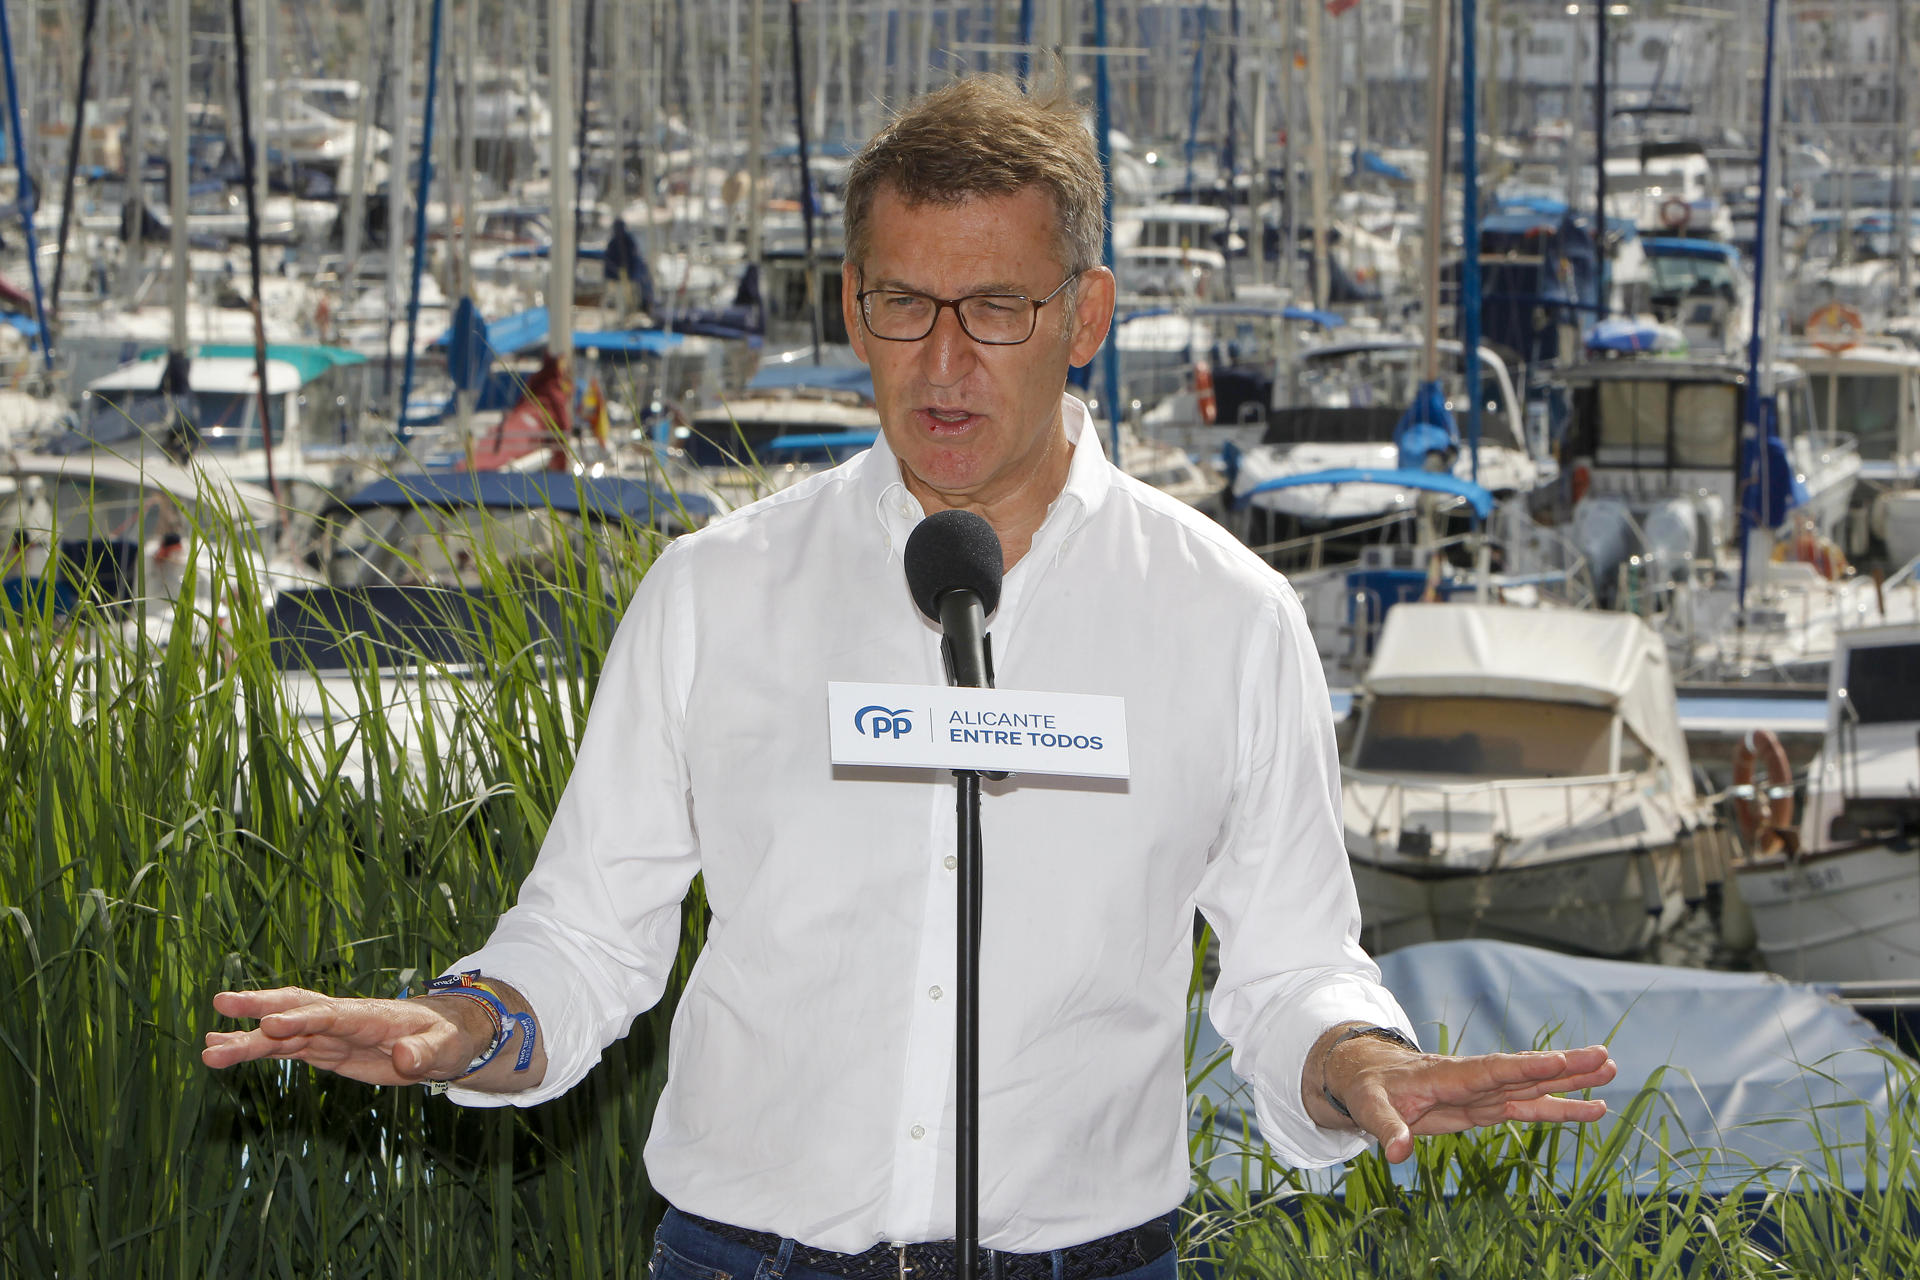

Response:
(854, 271), (1086, 345)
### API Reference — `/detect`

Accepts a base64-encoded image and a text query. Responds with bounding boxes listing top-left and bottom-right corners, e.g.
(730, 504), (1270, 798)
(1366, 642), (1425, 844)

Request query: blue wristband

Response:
(403, 971), (538, 1088)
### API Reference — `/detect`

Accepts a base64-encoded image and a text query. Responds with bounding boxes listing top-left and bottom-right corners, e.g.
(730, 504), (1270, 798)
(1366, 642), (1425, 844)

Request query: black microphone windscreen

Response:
(903, 509), (1004, 621)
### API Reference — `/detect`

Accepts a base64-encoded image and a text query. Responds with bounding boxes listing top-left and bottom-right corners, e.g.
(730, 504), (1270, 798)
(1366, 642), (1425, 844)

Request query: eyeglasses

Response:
(855, 272), (1084, 345)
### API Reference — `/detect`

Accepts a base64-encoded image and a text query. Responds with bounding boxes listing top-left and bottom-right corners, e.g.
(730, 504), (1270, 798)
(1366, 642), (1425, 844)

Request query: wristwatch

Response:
(1320, 1024), (1419, 1121)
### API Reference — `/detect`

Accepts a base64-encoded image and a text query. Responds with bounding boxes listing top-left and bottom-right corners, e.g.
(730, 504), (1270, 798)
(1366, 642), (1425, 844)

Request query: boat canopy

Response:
(1235, 469), (1494, 521)
(746, 362), (875, 399)
(126, 343), (368, 384)
(1365, 603), (1691, 796)
(344, 470), (714, 522)
(89, 355), (305, 397)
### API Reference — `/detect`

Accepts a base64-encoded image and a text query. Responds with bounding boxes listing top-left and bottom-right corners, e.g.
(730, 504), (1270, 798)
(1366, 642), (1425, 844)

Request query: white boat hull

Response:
(1736, 845), (1920, 983)
(1352, 842), (1686, 958)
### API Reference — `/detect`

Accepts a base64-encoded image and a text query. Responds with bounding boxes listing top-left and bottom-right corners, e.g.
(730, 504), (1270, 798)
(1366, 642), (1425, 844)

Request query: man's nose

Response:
(919, 304), (980, 384)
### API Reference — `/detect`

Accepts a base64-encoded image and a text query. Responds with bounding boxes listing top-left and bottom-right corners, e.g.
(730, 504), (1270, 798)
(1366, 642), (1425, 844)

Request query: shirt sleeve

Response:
(443, 541), (702, 1108)
(1193, 580), (1416, 1166)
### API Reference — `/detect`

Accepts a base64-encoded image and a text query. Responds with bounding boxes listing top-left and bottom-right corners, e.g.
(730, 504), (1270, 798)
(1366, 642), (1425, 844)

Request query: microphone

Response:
(903, 509), (1003, 690)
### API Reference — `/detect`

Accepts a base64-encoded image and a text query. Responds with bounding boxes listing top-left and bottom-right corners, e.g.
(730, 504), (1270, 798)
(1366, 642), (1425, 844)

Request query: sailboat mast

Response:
(1462, 0), (1483, 480)
(49, 0), (103, 330)
(787, 0), (821, 361)
(1419, 0), (1451, 382)
(1899, 0), (1912, 303)
(168, 0), (188, 354)
(1737, 0), (1784, 610)
(121, 0), (150, 300)
(342, 0), (379, 308)
(229, 0), (280, 507)
(398, 0), (447, 443)
(550, 0), (577, 370)
(0, 0), (52, 367)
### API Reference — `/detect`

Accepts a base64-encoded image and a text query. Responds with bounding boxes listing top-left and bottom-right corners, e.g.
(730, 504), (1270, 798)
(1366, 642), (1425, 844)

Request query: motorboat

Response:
(0, 450), (314, 643)
(1227, 338), (1554, 564)
(1556, 354), (1920, 685)
(1732, 623), (1920, 983)
(1341, 602), (1726, 957)
(1783, 334), (1920, 568)
(51, 343), (385, 562)
(1641, 237), (1752, 358)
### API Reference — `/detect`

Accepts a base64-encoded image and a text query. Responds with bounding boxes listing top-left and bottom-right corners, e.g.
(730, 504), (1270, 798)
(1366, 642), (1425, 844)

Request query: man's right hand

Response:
(202, 986), (544, 1090)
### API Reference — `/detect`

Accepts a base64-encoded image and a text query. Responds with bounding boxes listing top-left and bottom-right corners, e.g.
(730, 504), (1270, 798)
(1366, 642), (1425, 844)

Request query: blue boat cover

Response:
(1235, 467), (1494, 521)
(747, 362), (876, 400)
(1585, 316), (1687, 354)
(1190, 939), (1900, 1193)
(1741, 396), (1809, 529)
(764, 430), (877, 455)
(345, 470), (713, 521)
(1394, 378), (1463, 471)
(573, 329), (687, 354)
(1643, 237), (1742, 263)
(428, 306), (551, 358)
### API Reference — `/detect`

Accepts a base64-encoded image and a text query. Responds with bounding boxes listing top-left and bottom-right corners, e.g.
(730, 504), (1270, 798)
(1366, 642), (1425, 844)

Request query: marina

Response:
(5, 0), (1920, 1275)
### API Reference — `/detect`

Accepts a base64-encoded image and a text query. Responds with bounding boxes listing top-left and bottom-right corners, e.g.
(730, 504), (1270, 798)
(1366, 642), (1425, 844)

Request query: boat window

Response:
(1805, 374), (1901, 459)
(1671, 383), (1739, 467)
(1843, 642), (1920, 725)
(1352, 695), (1615, 778)
(194, 392), (290, 452)
(1596, 381), (1671, 465)
(1648, 253), (1737, 297)
(1594, 380), (1740, 469)
(1616, 725), (1653, 774)
(1295, 347), (1516, 444)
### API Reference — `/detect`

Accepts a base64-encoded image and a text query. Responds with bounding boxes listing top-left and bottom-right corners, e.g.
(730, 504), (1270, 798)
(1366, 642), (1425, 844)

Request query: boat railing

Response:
(1342, 767), (1642, 857)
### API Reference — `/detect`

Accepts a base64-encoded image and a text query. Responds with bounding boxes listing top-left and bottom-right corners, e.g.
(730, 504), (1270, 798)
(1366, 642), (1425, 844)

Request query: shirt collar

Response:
(862, 392), (1116, 557)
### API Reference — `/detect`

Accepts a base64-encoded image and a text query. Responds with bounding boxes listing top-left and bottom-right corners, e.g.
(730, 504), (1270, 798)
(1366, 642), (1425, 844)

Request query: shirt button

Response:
(929, 986), (943, 1001)
(944, 855), (957, 870)
(909, 1124), (926, 1140)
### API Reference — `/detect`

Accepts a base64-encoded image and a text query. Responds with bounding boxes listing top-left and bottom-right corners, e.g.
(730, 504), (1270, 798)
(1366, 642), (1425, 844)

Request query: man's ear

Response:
(1067, 267), (1117, 368)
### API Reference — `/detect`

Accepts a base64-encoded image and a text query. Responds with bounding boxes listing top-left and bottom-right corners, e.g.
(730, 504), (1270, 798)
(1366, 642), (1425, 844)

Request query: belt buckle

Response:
(893, 1242), (912, 1280)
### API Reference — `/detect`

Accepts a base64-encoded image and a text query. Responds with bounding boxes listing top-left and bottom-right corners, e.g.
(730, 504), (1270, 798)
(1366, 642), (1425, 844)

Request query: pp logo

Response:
(855, 705), (914, 739)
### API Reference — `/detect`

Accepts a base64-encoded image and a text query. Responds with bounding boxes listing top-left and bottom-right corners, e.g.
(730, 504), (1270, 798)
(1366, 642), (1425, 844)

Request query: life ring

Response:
(1806, 301), (1863, 354)
(1659, 196), (1692, 230)
(1731, 728), (1795, 856)
(1193, 359), (1216, 426)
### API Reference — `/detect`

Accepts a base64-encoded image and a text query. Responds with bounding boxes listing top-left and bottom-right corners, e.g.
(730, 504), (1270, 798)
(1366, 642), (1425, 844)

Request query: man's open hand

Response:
(1312, 1028), (1618, 1163)
(202, 987), (488, 1087)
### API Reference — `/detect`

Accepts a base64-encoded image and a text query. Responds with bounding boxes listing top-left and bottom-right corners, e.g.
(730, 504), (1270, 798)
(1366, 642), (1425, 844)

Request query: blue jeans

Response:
(648, 1207), (1180, 1280)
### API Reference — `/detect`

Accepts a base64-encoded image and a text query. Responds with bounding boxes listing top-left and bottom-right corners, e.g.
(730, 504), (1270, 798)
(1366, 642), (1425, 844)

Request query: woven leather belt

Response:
(677, 1210), (1173, 1280)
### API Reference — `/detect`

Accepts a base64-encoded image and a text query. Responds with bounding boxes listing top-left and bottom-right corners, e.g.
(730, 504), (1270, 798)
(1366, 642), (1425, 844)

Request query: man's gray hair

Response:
(842, 73), (1107, 282)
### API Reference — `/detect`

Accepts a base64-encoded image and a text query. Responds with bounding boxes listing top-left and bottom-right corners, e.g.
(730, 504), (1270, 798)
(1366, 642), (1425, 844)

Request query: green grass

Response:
(1, 483), (1916, 1277)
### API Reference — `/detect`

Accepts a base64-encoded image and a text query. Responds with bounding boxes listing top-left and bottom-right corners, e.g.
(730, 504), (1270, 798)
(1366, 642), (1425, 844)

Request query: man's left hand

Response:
(1308, 1025), (1618, 1163)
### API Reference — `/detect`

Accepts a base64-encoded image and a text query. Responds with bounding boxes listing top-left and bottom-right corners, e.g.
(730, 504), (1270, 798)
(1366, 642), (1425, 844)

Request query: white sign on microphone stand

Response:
(827, 682), (1131, 779)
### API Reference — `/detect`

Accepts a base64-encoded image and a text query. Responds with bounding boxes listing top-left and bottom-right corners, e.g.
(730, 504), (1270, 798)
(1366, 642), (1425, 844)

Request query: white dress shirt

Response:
(449, 394), (1412, 1253)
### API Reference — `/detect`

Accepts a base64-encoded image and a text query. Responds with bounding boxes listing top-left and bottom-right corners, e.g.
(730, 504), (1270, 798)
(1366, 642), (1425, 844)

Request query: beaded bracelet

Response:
(401, 970), (538, 1092)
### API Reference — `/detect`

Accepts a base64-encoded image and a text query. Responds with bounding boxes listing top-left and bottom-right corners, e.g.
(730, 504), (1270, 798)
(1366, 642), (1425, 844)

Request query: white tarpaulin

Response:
(1362, 603), (1696, 803)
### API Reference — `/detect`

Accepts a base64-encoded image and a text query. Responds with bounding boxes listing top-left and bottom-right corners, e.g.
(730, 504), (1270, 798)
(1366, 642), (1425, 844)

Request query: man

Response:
(205, 76), (1614, 1279)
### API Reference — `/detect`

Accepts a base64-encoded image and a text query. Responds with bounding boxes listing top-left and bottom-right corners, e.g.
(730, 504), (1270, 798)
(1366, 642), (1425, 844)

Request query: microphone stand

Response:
(953, 766), (982, 1280)
(939, 614), (994, 1280)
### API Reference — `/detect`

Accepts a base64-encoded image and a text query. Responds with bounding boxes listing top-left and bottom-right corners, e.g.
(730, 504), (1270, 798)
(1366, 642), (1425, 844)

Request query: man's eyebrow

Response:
(869, 277), (1031, 296)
